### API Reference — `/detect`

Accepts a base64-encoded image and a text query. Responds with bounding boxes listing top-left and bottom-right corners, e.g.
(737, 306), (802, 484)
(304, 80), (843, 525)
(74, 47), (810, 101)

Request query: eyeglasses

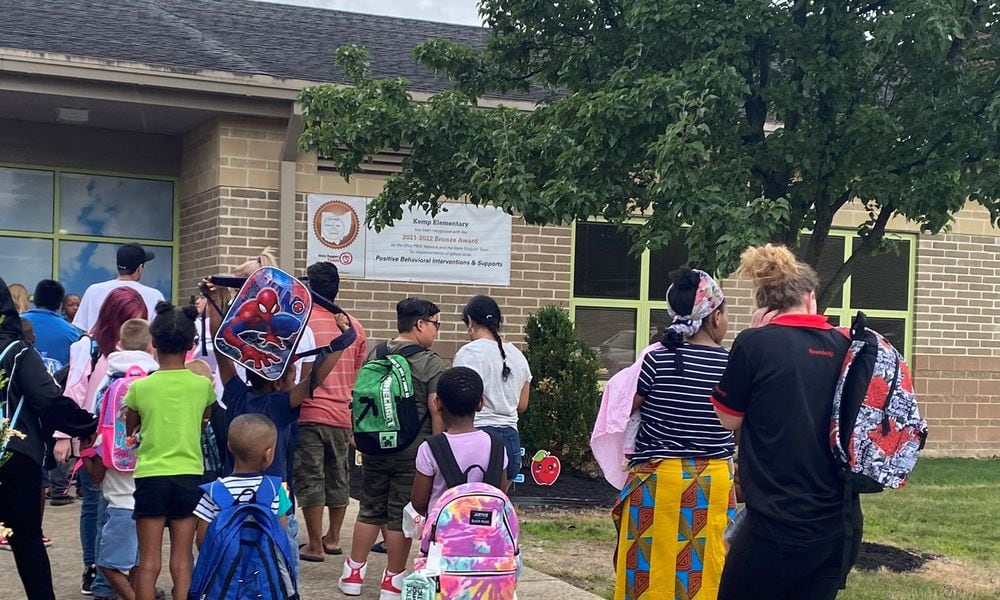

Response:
(420, 318), (442, 330)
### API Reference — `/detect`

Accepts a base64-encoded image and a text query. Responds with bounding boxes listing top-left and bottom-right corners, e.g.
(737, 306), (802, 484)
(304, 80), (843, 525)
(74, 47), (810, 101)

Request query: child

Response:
(82, 318), (158, 600)
(411, 366), (509, 517)
(193, 413), (291, 544)
(186, 359), (223, 482)
(124, 302), (215, 600)
(202, 278), (352, 565)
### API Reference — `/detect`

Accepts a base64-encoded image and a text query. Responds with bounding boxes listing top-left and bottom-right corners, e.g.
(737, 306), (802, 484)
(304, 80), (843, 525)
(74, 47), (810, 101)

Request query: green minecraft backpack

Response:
(351, 343), (427, 455)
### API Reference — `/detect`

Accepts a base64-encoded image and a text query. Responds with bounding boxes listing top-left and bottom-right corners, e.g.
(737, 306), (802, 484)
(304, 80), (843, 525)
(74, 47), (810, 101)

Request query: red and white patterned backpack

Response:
(831, 312), (928, 491)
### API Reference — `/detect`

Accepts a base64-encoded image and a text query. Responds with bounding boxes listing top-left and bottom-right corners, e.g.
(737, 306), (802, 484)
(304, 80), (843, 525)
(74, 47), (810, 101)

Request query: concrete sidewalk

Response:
(1, 499), (601, 599)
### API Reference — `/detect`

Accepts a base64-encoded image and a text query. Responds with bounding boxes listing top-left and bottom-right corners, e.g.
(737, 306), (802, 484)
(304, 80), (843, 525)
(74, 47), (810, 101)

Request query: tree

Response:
(299, 1), (1000, 310)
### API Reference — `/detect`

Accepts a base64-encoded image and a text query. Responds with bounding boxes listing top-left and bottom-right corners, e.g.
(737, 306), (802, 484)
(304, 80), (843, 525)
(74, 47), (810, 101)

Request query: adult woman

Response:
(613, 268), (734, 600)
(58, 286), (148, 596)
(9, 283), (30, 314)
(711, 245), (858, 600)
(453, 295), (532, 481)
(0, 277), (97, 599)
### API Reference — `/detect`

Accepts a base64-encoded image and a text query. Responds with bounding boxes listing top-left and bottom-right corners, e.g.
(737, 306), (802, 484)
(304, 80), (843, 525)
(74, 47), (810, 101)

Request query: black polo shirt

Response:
(711, 314), (851, 545)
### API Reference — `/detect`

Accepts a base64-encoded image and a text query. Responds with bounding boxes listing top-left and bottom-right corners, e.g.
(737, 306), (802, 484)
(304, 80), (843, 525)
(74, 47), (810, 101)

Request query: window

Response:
(795, 232), (915, 357)
(571, 222), (916, 379)
(0, 165), (176, 300)
(571, 222), (689, 378)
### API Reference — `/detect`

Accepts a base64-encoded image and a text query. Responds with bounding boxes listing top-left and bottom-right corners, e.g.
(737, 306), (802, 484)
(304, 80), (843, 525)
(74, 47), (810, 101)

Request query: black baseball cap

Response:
(117, 243), (155, 274)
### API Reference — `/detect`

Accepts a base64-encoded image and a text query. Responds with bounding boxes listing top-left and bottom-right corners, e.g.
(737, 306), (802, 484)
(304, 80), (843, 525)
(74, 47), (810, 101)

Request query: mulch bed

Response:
(349, 449), (619, 508)
(855, 542), (936, 573)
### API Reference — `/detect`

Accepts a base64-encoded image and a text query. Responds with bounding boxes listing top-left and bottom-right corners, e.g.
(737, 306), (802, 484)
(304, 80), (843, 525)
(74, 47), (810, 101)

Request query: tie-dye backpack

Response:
(415, 434), (520, 599)
(831, 312), (928, 492)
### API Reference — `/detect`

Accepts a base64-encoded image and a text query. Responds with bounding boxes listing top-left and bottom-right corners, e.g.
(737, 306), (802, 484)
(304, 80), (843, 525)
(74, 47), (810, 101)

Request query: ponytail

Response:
(488, 322), (512, 381)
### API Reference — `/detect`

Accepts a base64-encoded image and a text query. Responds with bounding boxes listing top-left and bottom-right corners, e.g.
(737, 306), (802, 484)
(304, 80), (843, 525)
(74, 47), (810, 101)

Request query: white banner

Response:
(307, 195), (512, 286)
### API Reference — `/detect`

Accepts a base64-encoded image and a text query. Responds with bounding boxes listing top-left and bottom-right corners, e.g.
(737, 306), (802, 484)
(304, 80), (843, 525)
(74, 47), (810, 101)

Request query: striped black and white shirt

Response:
(632, 343), (735, 464)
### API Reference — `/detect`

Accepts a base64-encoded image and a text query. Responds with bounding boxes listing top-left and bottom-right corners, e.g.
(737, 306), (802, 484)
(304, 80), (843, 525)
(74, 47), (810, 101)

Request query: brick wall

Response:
(913, 233), (1000, 455)
(179, 117), (1000, 455)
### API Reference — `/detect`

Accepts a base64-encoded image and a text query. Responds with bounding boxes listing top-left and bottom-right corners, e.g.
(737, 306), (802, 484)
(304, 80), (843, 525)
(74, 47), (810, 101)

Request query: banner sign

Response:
(307, 195), (512, 286)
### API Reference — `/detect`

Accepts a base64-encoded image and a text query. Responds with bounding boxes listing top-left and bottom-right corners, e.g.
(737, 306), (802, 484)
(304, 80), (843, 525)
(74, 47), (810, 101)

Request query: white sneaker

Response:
(379, 569), (406, 600)
(338, 559), (367, 596)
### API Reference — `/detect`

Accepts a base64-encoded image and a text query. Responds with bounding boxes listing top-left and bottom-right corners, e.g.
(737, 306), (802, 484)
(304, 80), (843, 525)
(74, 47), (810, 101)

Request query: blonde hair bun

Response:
(737, 244), (800, 287)
(738, 244), (818, 311)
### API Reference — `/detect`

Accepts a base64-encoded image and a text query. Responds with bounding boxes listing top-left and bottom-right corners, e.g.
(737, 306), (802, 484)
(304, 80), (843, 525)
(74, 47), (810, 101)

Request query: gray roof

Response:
(0, 0), (510, 97)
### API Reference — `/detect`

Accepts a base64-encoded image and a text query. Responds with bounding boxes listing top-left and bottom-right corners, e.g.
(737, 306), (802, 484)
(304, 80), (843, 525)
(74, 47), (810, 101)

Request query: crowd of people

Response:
(1, 237), (866, 600)
(0, 242), (532, 600)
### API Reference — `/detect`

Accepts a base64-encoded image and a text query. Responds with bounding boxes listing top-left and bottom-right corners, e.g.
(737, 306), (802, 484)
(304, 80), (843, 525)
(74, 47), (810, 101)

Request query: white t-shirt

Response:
(102, 468), (136, 510)
(73, 279), (165, 331)
(453, 338), (532, 429)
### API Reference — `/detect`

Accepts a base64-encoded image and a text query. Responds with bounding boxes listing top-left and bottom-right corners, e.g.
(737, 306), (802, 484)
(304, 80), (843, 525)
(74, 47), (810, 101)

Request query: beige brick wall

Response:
(913, 233), (1000, 455)
(179, 117), (1000, 456)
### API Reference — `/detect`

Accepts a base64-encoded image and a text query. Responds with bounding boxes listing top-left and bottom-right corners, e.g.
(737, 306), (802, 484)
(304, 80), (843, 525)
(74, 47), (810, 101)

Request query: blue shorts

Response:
(97, 508), (138, 572)
(480, 426), (522, 481)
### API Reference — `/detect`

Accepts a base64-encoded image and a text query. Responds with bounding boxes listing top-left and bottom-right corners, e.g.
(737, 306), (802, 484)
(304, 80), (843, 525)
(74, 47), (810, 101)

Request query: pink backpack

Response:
(97, 365), (146, 471)
(416, 434), (520, 599)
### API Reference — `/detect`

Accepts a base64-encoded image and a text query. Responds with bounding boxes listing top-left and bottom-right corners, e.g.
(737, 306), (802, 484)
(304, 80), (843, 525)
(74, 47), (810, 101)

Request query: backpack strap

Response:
(482, 431), (505, 489)
(202, 480), (237, 511)
(375, 342), (427, 361)
(427, 434), (467, 489)
(254, 475), (279, 509)
(0, 342), (25, 430)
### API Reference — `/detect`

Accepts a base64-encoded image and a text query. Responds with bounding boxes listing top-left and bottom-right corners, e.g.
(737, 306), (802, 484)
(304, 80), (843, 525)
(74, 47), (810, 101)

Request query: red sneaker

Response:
(0, 536), (10, 551)
(41, 535), (53, 547)
(379, 569), (405, 600)
(337, 560), (367, 596)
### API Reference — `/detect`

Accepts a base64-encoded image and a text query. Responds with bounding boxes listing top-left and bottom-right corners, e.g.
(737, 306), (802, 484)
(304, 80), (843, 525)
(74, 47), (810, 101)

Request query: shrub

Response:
(520, 306), (600, 470)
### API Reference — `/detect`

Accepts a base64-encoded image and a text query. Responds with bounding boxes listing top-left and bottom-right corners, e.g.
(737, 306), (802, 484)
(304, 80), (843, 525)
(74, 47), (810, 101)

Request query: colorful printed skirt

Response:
(613, 458), (736, 600)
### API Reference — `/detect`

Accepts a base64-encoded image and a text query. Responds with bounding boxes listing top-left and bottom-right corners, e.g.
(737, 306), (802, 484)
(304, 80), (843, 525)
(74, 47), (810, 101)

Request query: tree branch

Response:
(816, 202), (894, 311)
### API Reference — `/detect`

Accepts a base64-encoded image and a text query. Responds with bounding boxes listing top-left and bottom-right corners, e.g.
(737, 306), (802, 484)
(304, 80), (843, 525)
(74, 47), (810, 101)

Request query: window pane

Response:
(0, 237), (53, 293)
(574, 307), (637, 378)
(824, 314), (841, 327)
(794, 235), (844, 308)
(649, 309), (672, 345)
(647, 234), (690, 301)
(573, 223), (640, 299)
(864, 317), (906, 355)
(59, 173), (174, 241)
(59, 241), (172, 300)
(0, 167), (54, 233)
(850, 239), (910, 311)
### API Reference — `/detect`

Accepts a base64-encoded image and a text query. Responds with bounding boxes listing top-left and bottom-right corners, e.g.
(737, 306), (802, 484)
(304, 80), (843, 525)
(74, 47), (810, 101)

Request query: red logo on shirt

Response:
(808, 348), (835, 357)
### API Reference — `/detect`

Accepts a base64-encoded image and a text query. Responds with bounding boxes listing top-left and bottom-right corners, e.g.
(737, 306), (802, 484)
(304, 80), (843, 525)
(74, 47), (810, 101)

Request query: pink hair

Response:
(91, 287), (148, 357)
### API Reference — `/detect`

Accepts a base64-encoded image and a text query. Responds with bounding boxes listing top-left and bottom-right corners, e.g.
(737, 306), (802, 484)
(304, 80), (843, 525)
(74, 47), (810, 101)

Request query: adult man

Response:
(20, 279), (81, 368)
(73, 243), (164, 331)
(339, 298), (447, 600)
(296, 262), (368, 563)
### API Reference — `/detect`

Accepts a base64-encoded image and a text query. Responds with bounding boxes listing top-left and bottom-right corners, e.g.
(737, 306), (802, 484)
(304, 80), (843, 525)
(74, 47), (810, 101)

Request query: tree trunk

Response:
(814, 203), (894, 312)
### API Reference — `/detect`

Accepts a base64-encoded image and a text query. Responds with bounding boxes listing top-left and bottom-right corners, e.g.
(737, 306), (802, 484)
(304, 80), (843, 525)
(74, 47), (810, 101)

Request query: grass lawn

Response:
(518, 458), (1000, 599)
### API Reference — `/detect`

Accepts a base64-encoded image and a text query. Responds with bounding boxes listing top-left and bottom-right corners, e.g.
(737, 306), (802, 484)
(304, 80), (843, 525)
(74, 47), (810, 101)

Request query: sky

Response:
(262, 0), (483, 26)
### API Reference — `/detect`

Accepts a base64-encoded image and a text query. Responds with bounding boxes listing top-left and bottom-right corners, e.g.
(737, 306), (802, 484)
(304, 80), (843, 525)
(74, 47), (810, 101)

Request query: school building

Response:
(1, 0), (998, 455)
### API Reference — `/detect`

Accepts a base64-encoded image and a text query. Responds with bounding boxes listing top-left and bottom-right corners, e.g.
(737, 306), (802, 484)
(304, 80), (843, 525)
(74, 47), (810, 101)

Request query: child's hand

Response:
(751, 307), (779, 328)
(335, 313), (350, 332)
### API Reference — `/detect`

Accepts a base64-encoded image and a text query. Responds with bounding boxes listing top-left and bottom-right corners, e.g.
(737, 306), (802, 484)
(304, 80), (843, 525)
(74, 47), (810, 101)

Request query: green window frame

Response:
(570, 221), (916, 378)
(0, 163), (179, 301)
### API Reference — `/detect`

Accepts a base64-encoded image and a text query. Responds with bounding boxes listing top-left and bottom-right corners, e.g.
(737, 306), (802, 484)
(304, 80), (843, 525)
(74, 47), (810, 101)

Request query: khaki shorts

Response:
(294, 424), (351, 509)
(357, 449), (418, 531)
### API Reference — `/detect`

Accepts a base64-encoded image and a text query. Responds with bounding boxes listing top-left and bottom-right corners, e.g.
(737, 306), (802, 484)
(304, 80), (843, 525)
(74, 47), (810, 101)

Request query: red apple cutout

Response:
(530, 450), (561, 486)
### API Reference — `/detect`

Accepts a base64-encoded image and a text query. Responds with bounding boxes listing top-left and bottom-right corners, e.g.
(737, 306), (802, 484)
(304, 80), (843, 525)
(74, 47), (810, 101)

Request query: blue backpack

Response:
(189, 476), (298, 600)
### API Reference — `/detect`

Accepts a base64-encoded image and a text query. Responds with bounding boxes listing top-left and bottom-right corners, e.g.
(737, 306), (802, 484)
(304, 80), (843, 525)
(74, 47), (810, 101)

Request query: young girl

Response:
(125, 302), (215, 600)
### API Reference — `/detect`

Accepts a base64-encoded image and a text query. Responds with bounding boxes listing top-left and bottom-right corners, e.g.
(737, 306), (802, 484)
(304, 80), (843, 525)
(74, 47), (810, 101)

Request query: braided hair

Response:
(150, 301), (199, 355)
(662, 267), (702, 375)
(462, 295), (511, 381)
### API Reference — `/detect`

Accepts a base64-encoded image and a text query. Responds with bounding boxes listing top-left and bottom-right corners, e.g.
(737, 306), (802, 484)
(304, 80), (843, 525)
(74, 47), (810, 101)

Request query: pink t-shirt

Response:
(415, 430), (509, 512)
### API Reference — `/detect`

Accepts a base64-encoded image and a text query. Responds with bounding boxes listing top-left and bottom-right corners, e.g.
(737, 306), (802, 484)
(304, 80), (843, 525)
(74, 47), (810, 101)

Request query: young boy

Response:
(202, 278), (352, 564)
(81, 318), (158, 600)
(340, 297), (448, 600)
(194, 414), (292, 545)
(411, 367), (510, 517)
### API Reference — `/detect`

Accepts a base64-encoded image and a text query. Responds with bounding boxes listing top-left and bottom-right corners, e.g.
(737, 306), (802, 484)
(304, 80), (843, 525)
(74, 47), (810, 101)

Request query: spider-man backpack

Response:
(831, 312), (928, 492)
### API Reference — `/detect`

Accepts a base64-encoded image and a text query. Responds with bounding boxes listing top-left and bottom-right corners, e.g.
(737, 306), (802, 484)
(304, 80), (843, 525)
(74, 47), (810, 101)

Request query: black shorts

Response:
(132, 475), (203, 520)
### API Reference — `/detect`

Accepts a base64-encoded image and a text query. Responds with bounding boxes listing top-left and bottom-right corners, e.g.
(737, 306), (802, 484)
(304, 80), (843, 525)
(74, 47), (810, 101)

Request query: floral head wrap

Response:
(665, 269), (725, 339)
